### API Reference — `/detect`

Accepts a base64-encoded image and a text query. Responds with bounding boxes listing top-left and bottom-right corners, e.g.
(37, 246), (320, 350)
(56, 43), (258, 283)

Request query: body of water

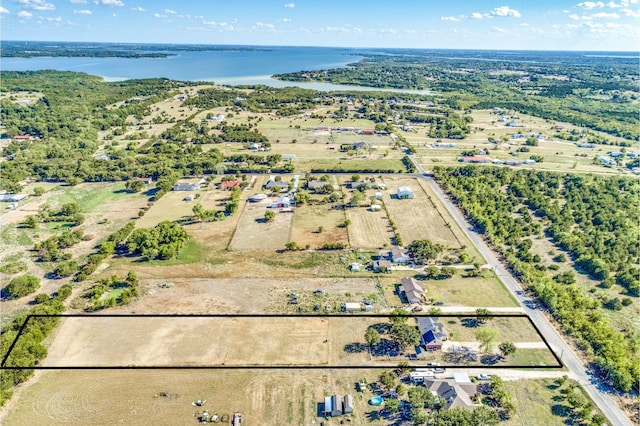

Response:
(1, 46), (361, 86)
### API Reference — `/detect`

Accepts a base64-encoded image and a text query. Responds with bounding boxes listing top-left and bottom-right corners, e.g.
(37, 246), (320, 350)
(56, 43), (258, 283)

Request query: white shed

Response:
(397, 186), (414, 199)
(344, 302), (361, 312)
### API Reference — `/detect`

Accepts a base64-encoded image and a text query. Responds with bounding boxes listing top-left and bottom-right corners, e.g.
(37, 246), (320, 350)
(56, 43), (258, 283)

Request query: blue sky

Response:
(1, 0), (638, 51)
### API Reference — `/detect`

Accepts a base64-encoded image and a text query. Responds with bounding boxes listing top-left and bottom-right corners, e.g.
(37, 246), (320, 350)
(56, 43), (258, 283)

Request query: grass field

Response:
(291, 203), (348, 248)
(443, 316), (544, 343)
(346, 207), (394, 248)
(229, 197), (293, 250)
(381, 177), (463, 249)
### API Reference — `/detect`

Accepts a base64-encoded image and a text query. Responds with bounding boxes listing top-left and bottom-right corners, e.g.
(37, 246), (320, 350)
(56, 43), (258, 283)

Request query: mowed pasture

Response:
(291, 203), (348, 248)
(229, 198), (293, 250)
(1, 369), (386, 426)
(346, 207), (394, 248)
(381, 177), (462, 249)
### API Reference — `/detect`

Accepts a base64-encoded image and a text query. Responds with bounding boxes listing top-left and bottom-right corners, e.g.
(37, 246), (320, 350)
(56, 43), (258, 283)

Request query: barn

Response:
(396, 186), (414, 199)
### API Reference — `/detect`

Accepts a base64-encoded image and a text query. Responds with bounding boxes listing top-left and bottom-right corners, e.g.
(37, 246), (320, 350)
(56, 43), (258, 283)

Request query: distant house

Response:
(173, 181), (201, 191)
(270, 196), (292, 208)
(264, 177), (289, 191)
(396, 186), (414, 199)
(399, 277), (425, 304)
(598, 156), (616, 166)
(346, 181), (373, 190)
(134, 177), (153, 184)
(95, 153), (111, 161)
(373, 259), (393, 273)
(577, 143), (596, 148)
(343, 395), (354, 414)
(0, 194), (28, 203)
(431, 142), (456, 148)
(307, 180), (332, 192)
(461, 156), (491, 164)
(221, 179), (242, 190)
(390, 246), (410, 263)
(423, 375), (478, 411)
(360, 129), (374, 135)
(417, 317), (448, 350)
(12, 135), (34, 141)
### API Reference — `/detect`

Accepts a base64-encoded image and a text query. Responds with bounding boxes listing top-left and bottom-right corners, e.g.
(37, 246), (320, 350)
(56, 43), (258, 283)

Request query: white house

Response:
(397, 186), (414, 199)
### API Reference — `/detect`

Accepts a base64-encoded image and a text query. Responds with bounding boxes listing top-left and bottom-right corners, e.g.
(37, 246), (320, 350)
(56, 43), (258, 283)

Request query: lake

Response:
(1, 46), (435, 93)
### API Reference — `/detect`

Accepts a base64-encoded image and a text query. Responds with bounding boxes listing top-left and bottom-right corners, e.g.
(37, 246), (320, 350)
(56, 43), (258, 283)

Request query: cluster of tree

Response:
(407, 239), (444, 265)
(0, 282), (72, 405)
(74, 222), (136, 282)
(34, 229), (83, 262)
(125, 221), (189, 260)
(35, 202), (84, 226)
(433, 166), (639, 392)
(402, 155), (416, 173)
(84, 271), (139, 311)
(275, 53), (638, 141)
(3, 274), (40, 299)
(0, 261), (27, 275)
(486, 376), (516, 419)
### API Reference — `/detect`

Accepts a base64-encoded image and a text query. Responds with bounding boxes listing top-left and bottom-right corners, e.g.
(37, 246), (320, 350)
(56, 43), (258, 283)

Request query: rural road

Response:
(408, 159), (633, 426)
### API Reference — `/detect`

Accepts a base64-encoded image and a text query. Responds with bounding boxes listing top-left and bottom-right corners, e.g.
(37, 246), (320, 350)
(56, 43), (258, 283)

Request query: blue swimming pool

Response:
(369, 396), (383, 406)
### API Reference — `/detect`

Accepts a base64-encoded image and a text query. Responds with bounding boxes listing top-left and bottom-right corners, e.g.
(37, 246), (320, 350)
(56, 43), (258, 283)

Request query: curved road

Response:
(408, 159), (632, 426)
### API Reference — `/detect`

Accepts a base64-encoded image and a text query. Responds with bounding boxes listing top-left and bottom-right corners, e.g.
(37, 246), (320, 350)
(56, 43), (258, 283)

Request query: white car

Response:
(476, 374), (490, 380)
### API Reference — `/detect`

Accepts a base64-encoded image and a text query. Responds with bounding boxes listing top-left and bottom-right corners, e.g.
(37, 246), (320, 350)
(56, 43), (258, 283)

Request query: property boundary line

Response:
(1, 313), (563, 370)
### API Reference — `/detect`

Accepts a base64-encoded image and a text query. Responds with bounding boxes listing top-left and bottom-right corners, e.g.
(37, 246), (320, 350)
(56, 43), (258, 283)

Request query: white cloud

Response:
(202, 20), (235, 31)
(0, 6), (9, 13)
(73, 9), (92, 14)
(255, 21), (275, 29)
(492, 26), (507, 32)
(130, 6), (145, 12)
(70, 0), (88, 3)
(441, 16), (459, 21)
(577, 2), (605, 9)
(153, 13), (166, 18)
(164, 9), (176, 14)
(17, 10), (33, 17)
(606, 1), (622, 7)
(621, 7), (640, 15)
(282, 18), (291, 22)
(491, 6), (521, 17)
(591, 11), (620, 17)
(379, 28), (397, 34)
(18, 0), (55, 11)
(284, 2), (295, 8)
(469, 12), (484, 19)
(99, 0), (124, 6)
(44, 15), (62, 21)
(569, 13), (581, 19)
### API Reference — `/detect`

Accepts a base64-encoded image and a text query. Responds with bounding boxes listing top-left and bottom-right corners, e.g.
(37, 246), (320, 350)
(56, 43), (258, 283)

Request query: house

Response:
(134, 177), (153, 184)
(423, 375), (478, 411)
(373, 259), (393, 273)
(417, 317), (448, 350)
(173, 182), (201, 191)
(360, 129), (374, 135)
(307, 180), (332, 192)
(346, 181), (372, 190)
(390, 246), (410, 264)
(264, 177), (289, 191)
(221, 179), (242, 190)
(248, 193), (267, 202)
(461, 156), (491, 164)
(270, 196), (292, 208)
(399, 277), (425, 304)
(343, 395), (354, 414)
(0, 194), (28, 203)
(598, 156), (616, 166)
(396, 186), (414, 199)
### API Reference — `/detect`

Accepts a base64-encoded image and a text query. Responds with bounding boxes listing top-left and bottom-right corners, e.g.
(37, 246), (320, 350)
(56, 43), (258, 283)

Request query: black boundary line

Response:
(1, 313), (563, 370)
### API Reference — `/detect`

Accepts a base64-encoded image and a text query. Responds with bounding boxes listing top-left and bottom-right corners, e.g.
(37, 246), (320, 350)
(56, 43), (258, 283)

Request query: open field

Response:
(381, 176), (463, 249)
(443, 316), (544, 343)
(291, 203), (348, 248)
(346, 207), (393, 248)
(229, 198), (293, 250)
(1, 369), (387, 426)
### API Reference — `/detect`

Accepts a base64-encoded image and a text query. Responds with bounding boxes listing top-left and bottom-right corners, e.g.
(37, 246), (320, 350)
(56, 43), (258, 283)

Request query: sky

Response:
(0, 0), (639, 51)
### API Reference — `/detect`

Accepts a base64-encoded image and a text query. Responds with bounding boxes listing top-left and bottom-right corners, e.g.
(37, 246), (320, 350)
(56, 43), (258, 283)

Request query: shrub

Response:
(4, 274), (40, 299)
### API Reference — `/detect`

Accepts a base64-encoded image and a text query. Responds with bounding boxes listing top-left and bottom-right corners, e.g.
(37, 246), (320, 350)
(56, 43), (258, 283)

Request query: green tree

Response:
(498, 341), (517, 358)
(264, 210), (276, 222)
(390, 322), (419, 351)
(476, 308), (493, 324)
(385, 398), (400, 413)
(407, 239), (444, 264)
(125, 179), (144, 193)
(33, 186), (45, 196)
(24, 215), (38, 229)
(4, 275), (41, 299)
(476, 327), (500, 353)
(365, 327), (381, 347)
(380, 371), (398, 390)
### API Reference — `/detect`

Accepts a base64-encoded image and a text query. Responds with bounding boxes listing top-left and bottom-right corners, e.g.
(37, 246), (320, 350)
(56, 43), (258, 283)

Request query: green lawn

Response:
(422, 275), (518, 307)
(507, 349), (560, 367)
(444, 317), (542, 343)
(54, 182), (144, 213)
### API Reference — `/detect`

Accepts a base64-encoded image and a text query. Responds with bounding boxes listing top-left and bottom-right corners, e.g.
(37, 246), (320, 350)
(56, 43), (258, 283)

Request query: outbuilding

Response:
(396, 186), (414, 199)
(343, 395), (354, 414)
(331, 395), (343, 416)
(344, 302), (361, 312)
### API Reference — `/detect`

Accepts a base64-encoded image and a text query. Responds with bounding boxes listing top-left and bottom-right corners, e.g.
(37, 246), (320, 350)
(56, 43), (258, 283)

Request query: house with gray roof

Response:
(417, 316), (448, 350)
(423, 375), (478, 411)
(399, 277), (424, 304)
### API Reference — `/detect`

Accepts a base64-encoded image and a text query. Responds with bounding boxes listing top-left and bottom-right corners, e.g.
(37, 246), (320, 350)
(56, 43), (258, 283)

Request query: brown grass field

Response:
(228, 197), (293, 250)
(381, 177), (462, 249)
(346, 207), (394, 248)
(1, 369), (390, 426)
(290, 203), (348, 248)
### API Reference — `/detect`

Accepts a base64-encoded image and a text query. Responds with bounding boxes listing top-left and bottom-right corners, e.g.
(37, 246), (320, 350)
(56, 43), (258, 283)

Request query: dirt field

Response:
(1, 369), (387, 426)
(290, 203), (348, 248)
(228, 197), (293, 250)
(346, 207), (394, 248)
(381, 177), (462, 249)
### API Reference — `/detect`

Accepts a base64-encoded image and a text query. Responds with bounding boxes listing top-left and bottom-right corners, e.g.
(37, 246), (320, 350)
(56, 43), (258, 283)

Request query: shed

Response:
(324, 396), (332, 415)
(344, 302), (361, 312)
(370, 204), (381, 212)
(396, 186), (414, 199)
(343, 395), (354, 414)
(331, 395), (343, 416)
(248, 193), (268, 202)
(374, 192), (383, 200)
(350, 263), (361, 272)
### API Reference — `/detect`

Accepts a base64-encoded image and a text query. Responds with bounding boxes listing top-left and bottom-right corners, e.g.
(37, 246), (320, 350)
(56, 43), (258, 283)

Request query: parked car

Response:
(476, 374), (491, 380)
(290, 299), (298, 304)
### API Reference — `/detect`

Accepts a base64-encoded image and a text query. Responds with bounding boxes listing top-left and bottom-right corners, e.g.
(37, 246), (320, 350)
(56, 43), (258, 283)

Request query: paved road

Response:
(409, 159), (632, 426)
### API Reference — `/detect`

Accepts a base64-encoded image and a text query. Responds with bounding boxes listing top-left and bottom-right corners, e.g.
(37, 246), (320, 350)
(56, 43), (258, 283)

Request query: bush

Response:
(264, 210), (276, 222)
(4, 274), (40, 299)
(0, 261), (27, 274)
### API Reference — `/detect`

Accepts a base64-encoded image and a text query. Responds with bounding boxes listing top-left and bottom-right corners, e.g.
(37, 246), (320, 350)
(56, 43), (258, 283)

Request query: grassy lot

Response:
(505, 378), (604, 426)
(291, 202), (348, 249)
(508, 349), (559, 367)
(379, 274), (518, 308)
(444, 316), (543, 343)
(346, 207), (394, 249)
(229, 197), (293, 251)
(53, 182), (145, 214)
